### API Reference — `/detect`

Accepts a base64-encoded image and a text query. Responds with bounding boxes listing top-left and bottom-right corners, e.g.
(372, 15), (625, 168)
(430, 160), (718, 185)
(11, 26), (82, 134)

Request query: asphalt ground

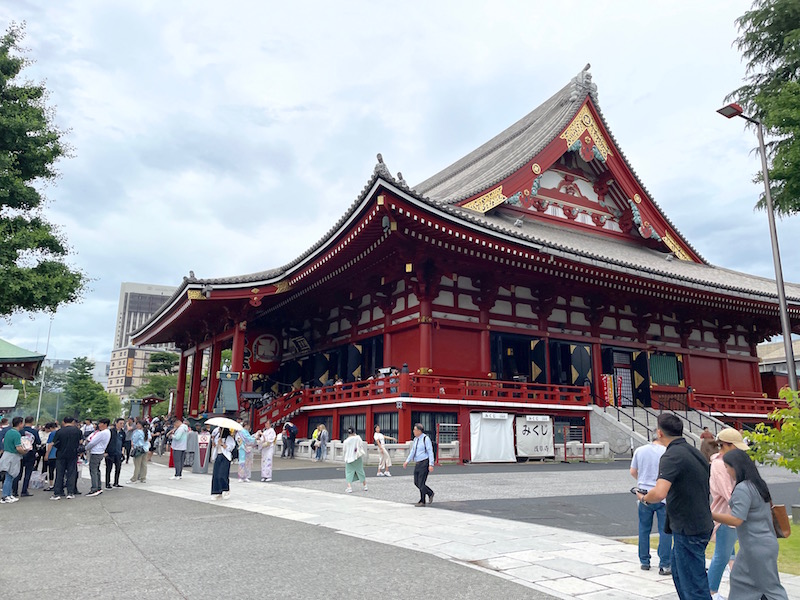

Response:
(0, 484), (558, 600)
(264, 458), (800, 538)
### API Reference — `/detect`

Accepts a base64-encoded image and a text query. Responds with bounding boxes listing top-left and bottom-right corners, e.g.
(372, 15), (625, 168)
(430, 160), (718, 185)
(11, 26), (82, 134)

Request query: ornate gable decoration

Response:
(559, 105), (612, 162)
(462, 186), (507, 213)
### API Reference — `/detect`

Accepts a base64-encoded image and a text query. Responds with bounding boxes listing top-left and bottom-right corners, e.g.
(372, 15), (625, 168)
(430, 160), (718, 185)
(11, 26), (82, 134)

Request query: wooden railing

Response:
(255, 375), (591, 428)
(692, 393), (787, 415)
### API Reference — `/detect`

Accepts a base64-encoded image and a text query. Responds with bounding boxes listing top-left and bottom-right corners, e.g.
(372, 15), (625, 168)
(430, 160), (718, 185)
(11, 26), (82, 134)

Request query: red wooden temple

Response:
(132, 66), (798, 455)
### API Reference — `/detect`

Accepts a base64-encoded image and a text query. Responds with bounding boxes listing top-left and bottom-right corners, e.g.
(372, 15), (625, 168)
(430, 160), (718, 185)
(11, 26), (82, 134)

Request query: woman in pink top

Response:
(707, 428), (748, 600)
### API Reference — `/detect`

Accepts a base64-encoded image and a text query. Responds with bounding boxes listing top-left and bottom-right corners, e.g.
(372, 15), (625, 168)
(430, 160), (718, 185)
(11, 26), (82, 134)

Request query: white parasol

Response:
(205, 417), (243, 431)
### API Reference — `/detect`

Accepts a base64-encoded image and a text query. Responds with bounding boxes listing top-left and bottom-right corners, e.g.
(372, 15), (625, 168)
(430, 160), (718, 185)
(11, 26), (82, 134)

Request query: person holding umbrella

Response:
(206, 417), (241, 500)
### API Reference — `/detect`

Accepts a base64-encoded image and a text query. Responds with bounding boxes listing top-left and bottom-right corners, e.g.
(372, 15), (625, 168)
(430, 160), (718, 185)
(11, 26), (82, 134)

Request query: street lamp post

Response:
(718, 103), (798, 391)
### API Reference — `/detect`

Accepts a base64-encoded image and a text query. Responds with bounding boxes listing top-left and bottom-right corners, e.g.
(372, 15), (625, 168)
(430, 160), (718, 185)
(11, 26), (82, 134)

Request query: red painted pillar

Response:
(419, 298), (433, 374)
(206, 343), (222, 414)
(189, 351), (203, 417)
(479, 308), (491, 376)
(383, 313), (393, 365)
(175, 351), (189, 419)
(398, 402), (412, 442)
(591, 342), (603, 406)
(231, 322), (247, 404)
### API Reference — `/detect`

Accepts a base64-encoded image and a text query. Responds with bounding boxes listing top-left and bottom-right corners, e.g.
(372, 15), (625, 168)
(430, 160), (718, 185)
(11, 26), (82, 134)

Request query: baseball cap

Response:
(716, 428), (749, 451)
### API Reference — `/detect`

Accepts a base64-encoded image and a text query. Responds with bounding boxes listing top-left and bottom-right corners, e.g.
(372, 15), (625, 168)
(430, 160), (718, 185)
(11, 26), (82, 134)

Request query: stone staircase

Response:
(591, 404), (730, 457)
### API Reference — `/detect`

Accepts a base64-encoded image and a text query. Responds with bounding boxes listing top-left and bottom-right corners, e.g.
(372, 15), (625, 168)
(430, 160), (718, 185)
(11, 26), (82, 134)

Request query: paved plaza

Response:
(2, 457), (799, 599)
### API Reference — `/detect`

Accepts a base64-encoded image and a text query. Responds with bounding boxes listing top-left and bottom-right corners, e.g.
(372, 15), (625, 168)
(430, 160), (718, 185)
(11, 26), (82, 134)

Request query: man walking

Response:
(169, 417), (189, 480)
(105, 418), (125, 489)
(630, 436), (671, 575)
(51, 416), (83, 500)
(403, 423), (435, 507)
(85, 418), (111, 497)
(639, 414), (713, 600)
(0, 417), (29, 503)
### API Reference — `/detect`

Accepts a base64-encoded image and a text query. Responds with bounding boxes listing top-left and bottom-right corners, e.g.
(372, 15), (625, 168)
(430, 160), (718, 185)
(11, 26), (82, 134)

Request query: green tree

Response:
(64, 356), (116, 419)
(135, 374), (176, 400)
(0, 23), (86, 316)
(730, 0), (800, 214)
(748, 387), (800, 473)
(147, 351), (179, 375)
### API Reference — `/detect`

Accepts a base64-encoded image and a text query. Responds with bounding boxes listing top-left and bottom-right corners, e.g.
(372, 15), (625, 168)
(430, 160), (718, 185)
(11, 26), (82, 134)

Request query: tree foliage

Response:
(730, 0), (800, 214)
(748, 387), (800, 473)
(147, 351), (179, 375)
(0, 23), (86, 316)
(63, 356), (116, 419)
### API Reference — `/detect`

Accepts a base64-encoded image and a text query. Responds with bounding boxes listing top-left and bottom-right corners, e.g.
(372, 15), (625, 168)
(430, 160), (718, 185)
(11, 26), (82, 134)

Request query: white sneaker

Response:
(712, 593), (727, 600)
(346, 488), (353, 493)
(384, 472), (392, 477)
(376, 472), (384, 477)
(222, 491), (230, 499)
(169, 476), (178, 480)
(244, 478), (251, 483)
(127, 479), (137, 484)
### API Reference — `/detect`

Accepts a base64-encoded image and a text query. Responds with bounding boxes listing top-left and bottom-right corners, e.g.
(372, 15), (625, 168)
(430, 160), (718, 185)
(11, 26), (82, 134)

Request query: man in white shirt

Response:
(630, 437), (672, 575)
(85, 419), (111, 497)
(169, 417), (189, 480)
(403, 423), (435, 507)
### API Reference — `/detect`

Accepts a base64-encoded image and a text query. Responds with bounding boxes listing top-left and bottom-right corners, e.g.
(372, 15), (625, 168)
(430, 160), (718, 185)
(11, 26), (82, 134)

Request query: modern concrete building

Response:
(108, 282), (178, 398)
(42, 358), (110, 388)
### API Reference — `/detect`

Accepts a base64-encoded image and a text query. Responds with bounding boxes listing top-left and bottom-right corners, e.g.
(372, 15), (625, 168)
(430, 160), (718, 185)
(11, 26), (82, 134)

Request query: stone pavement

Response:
(76, 460), (800, 599)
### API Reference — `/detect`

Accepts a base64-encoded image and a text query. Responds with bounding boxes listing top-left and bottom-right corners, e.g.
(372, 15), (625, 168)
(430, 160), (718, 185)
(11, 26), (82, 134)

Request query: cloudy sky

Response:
(2, 0), (795, 365)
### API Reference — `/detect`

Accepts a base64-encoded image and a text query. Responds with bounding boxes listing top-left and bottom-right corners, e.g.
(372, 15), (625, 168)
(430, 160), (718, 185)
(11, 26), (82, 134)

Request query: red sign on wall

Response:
(244, 332), (281, 374)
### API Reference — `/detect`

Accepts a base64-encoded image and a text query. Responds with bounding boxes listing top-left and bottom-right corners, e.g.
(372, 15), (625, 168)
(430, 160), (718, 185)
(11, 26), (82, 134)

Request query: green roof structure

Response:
(0, 338), (45, 380)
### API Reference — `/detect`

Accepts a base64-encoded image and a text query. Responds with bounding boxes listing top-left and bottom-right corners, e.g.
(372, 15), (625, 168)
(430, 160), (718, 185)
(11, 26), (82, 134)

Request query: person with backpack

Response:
(16, 416), (40, 497)
(403, 423), (435, 506)
(285, 422), (298, 458)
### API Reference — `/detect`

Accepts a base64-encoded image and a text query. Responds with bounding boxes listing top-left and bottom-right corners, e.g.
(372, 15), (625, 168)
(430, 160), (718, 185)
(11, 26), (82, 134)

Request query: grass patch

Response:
(619, 534), (800, 575)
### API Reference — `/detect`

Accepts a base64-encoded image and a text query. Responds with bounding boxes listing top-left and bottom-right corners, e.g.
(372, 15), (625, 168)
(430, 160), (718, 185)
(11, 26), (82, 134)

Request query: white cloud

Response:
(5, 0), (798, 361)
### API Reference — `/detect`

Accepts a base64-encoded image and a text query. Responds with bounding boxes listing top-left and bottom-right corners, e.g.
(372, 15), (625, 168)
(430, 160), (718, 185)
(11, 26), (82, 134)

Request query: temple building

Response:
(132, 66), (797, 458)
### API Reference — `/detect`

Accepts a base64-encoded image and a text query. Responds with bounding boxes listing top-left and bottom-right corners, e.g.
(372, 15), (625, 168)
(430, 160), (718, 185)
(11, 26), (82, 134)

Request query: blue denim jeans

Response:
(2, 470), (14, 498)
(707, 524), (737, 592)
(638, 500), (672, 568)
(671, 530), (712, 600)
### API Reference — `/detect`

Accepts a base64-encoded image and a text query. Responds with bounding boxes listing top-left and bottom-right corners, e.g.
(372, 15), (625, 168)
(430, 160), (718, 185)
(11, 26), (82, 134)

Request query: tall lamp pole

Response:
(35, 315), (54, 422)
(718, 103), (797, 391)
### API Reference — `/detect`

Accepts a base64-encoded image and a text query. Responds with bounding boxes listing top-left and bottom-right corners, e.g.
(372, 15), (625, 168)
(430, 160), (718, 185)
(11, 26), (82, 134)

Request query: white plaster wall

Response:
(516, 303), (536, 319)
(550, 308), (567, 324)
(515, 286), (534, 300)
(601, 316), (616, 330)
(491, 300), (513, 316)
(570, 311), (589, 326)
(619, 318), (636, 333)
(704, 331), (716, 344)
(408, 293), (419, 308)
(458, 276), (478, 291)
(647, 323), (661, 337)
(435, 290), (455, 307)
(459, 294), (478, 310)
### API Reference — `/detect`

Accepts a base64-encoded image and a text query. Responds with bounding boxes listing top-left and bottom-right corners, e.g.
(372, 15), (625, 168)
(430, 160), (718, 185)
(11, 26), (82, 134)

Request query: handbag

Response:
(355, 443), (366, 459)
(771, 503), (791, 538)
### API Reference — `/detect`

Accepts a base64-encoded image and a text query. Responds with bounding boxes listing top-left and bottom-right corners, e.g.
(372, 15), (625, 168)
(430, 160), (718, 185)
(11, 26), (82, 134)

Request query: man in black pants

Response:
(16, 416), (40, 497)
(50, 416), (82, 500)
(105, 418), (125, 489)
(403, 423), (435, 506)
(638, 413), (713, 600)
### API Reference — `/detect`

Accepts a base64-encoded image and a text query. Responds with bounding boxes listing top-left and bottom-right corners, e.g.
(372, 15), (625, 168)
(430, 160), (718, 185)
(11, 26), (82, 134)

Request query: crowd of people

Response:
(633, 414), (788, 600)
(0, 413), (191, 502)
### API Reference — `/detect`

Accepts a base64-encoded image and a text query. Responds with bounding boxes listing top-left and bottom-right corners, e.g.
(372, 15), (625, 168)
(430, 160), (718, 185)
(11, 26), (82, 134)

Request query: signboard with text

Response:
(515, 415), (554, 458)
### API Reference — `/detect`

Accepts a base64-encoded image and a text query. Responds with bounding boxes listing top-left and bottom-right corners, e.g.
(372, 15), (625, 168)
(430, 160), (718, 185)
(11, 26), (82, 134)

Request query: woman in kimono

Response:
(235, 421), (256, 482)
(712, 449), (788, 600)
(255, 419), (276, 482)
(211, 427), (236, 499)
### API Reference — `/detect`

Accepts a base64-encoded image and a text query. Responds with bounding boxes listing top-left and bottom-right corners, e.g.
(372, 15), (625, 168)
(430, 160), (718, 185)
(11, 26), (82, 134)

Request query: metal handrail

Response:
(602, 402), (656, 440)
(655, 392), (731, 435)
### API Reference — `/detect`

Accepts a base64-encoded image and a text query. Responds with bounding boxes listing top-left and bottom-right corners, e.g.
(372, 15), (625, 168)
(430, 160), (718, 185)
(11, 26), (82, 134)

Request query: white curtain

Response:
(470, 413), (516, 462)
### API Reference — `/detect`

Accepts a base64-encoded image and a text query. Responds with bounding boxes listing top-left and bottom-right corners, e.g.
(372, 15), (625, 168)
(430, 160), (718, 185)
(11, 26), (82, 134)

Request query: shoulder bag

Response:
(771, 503), (791, 538)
